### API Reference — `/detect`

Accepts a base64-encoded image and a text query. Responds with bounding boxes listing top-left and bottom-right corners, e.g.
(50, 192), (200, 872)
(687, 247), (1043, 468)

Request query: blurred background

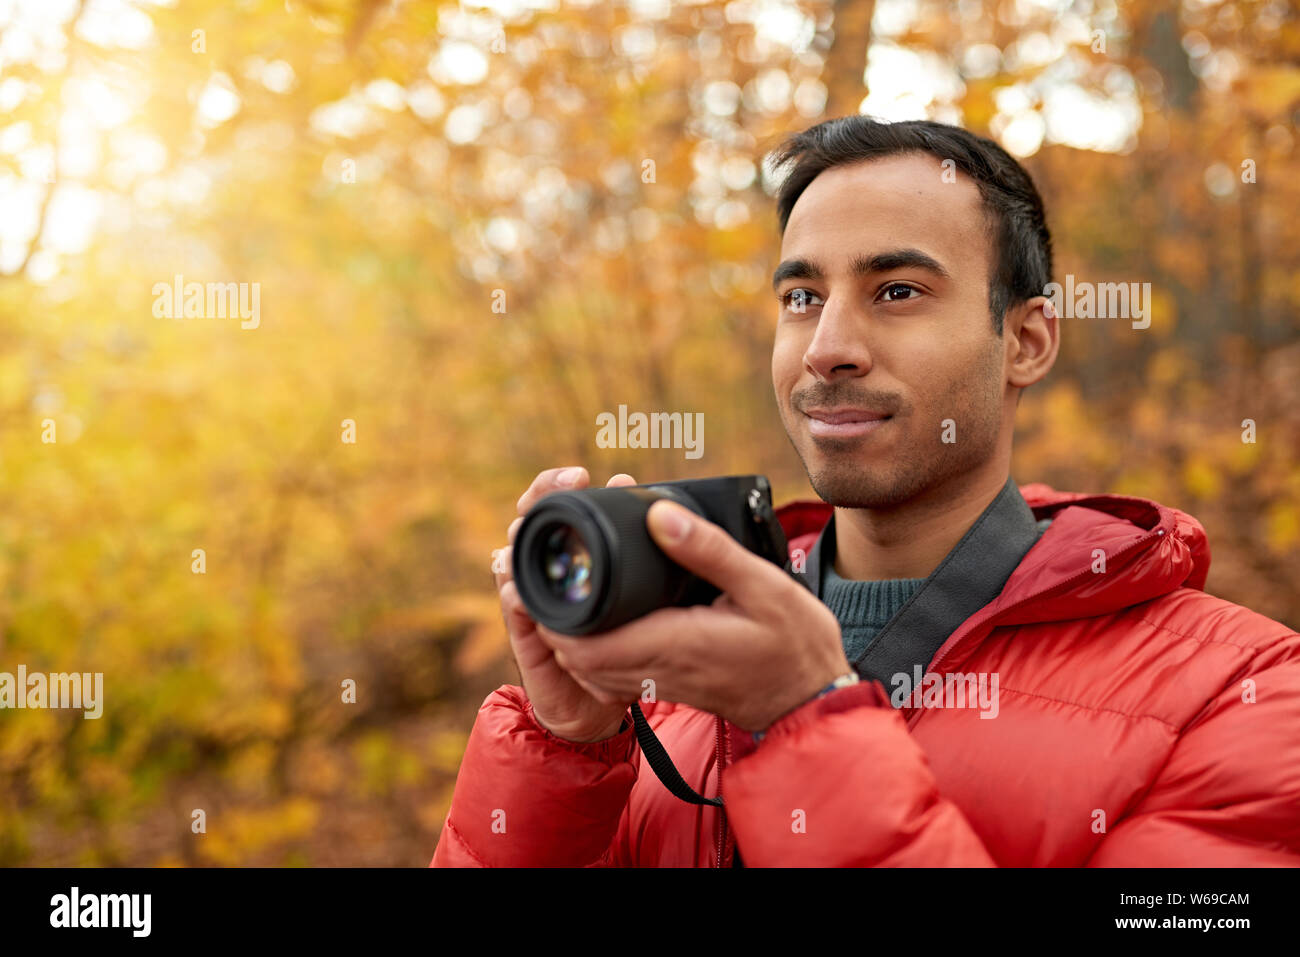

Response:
(0, 0), (1296, 866)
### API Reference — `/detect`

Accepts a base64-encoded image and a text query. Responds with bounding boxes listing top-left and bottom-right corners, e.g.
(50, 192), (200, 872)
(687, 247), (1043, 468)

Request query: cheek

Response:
(901, 342), (986, 413)
(937, 342), (1003, 411)
(771, 331), (803, 398)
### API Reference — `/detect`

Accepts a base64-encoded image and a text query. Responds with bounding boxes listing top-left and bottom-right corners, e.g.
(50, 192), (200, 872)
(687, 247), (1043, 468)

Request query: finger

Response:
(546, 647), (631, 707)
(644, 499), (786, 609)
(492, 543), (512, 590)
(506, 516), (523, 545)
(564, 669), (623, 707)
(534, 623), (615, 677)
(499, 579), (530, 635)
(536, 611), (688, 696)
(605, 473), (637, 487)
(548, 655), (618, 707)
(517, 466), (588, 516)
(500, 581), (552, 671)
(500, 584), (567, 700)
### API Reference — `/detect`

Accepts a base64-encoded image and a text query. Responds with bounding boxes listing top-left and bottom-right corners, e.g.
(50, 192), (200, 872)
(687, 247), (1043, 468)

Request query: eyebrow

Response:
(771, 248), (953, 292)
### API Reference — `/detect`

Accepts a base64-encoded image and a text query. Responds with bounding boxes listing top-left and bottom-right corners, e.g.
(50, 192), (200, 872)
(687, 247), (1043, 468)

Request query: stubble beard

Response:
(784, 356), (1004, 510)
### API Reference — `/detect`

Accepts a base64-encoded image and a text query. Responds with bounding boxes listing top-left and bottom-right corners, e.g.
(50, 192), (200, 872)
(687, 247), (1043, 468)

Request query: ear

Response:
(1004, 295), (1059, 390)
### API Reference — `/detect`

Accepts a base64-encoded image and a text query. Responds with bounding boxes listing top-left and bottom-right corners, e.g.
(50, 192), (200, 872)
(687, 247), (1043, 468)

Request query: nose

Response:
(803, 293), (872, 383)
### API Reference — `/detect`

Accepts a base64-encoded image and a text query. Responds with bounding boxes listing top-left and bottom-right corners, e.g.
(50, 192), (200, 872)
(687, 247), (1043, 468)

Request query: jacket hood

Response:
(775, 482), (1211, 626)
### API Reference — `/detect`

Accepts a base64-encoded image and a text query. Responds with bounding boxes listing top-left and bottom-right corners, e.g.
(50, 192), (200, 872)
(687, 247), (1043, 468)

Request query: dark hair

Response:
(771, 116), (1053, 336)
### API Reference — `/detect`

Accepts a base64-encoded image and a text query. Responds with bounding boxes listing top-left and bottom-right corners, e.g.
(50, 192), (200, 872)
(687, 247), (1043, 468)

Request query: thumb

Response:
(646, 499), (776, 606)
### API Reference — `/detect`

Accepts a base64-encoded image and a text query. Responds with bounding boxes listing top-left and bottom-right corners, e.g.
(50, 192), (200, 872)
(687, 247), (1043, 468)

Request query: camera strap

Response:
(630, 702), (724, 807)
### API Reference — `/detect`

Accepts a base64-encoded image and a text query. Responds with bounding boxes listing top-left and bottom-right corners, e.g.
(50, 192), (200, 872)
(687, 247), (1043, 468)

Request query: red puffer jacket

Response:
(430, 484), (1300, 867)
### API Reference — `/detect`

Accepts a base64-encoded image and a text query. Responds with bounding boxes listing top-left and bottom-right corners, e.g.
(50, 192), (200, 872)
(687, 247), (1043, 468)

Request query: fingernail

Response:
(557, 467), (582, 486)
(650, 501), (690, 542)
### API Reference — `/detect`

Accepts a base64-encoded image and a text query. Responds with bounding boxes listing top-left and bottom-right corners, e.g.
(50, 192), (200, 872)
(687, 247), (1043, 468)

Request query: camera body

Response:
(511, 475), (789, 636)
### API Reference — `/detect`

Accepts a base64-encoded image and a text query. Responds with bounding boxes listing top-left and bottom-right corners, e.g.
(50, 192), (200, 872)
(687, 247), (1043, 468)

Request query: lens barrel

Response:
(512, 485), (707, 635)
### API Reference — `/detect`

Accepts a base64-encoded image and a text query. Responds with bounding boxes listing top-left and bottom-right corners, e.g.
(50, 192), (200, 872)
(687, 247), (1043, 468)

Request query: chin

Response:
(806, 465), (917, 510)
(812, 484), (908, 510)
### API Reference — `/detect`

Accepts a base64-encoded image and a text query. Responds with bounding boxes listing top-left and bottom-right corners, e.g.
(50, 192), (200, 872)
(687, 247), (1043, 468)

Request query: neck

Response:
(832, 460), (1011, 581)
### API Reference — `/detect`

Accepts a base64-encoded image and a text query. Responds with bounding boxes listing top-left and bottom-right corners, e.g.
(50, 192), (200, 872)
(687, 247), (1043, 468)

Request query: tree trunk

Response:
(821, 0), (876, 119)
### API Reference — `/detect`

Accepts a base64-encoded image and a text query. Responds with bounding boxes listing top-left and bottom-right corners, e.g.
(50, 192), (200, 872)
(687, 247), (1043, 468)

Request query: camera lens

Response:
(512, 477), (784, 636)
(513, 485), (702, 635)
(541, 524), (593, 602)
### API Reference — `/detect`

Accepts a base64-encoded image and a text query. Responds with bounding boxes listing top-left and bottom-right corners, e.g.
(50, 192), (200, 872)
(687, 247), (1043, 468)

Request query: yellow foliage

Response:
(1266, 504), (1300, 554)
(1183, 457), (1223, 501)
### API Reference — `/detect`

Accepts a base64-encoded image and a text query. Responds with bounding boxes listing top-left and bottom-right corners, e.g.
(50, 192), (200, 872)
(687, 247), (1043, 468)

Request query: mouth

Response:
(801, 407), (892, 439)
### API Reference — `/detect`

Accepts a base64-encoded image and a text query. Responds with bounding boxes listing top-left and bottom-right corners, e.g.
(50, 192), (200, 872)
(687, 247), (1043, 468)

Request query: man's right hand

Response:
(493, 467), (638, 743)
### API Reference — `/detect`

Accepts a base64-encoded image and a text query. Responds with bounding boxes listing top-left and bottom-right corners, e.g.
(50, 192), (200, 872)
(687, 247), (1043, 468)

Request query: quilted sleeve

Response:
(1086, 632), (1300, 866)
(430, 684), (640, 867)
(722, 681), (998, 866)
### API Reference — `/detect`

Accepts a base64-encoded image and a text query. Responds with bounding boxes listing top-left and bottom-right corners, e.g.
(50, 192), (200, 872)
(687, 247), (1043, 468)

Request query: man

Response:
(431, 116), (1300, 867)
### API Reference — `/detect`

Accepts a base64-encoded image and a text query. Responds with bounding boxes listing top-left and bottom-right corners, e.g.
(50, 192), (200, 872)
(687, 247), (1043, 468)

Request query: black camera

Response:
(511, 475), (789, 635)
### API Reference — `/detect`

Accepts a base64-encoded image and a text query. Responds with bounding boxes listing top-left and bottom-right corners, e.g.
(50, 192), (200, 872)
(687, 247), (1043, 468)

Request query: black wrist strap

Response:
(630, 702), (723, 808)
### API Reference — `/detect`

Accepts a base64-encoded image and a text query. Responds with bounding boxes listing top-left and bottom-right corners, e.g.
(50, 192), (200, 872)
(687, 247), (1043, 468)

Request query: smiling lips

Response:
(802, 407), (892, 439)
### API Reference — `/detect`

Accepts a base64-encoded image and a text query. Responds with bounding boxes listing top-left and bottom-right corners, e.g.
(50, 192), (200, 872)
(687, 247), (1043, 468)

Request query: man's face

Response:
(771, 152), (1008, 509)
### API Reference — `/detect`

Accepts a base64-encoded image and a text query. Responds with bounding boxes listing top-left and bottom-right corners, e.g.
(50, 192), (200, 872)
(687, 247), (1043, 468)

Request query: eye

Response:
(879, 282), (921, 302)
(779, 288), (824, 311)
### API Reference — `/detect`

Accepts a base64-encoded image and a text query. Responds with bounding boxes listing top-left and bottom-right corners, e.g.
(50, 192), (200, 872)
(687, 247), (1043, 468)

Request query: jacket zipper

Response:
(715, 714), (728, 868)
(916, 524), (1167, 718)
